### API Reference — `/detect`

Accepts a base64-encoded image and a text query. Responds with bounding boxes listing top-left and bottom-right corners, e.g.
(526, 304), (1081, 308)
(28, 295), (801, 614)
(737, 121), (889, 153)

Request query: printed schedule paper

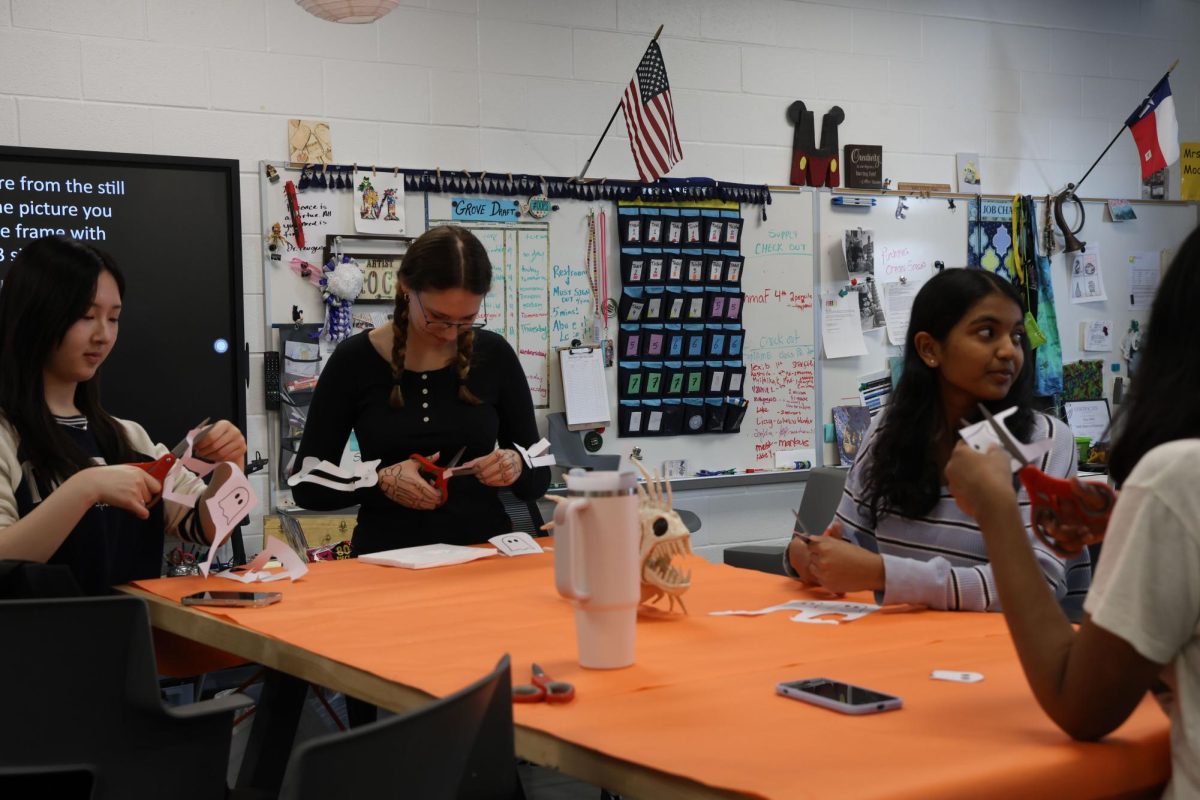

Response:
(559, 346), (611, 430)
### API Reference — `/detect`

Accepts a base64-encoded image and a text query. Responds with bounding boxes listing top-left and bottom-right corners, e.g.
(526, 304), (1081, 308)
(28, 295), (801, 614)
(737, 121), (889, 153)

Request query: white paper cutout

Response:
(514, 438), (556, 469)
(287, 456), (381, 491)
(488, 531), (544, 557)
(710, 599), (881, 625)
(957, 406), (1053, 472)
(199, 465), (259, 577)
(931, 670), (984, 683)
(216, 536), (309, 583)
(180, 423), (218, 478)
(162, 462), (200, 509)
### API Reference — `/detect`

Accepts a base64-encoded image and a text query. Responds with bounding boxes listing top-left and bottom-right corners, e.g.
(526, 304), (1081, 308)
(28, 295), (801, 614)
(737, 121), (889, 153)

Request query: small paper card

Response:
(359, 544), (498, 570)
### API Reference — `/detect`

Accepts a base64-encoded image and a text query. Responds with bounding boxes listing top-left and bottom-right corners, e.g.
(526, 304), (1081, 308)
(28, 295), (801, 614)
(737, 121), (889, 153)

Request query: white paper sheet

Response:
(1069, 250), (1107, 304)
(882, 280), (919, 346)
(710, 599), (881, 624)
(1128, 251), (1161, 310)
(1080, 320), (1113, 352)
(559, 347), (610, 428)
(821, 289), (868, 359)
(359, 544), (498, 570)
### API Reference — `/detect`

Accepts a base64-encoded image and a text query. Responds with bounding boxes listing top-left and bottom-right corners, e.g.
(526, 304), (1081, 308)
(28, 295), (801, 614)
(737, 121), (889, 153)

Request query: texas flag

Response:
(1125, 75), (1180, 180)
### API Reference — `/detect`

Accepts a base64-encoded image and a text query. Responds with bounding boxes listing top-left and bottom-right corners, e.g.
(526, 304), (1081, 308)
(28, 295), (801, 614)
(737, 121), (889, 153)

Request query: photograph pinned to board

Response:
(354, 170), (406, 234)
(1128, 251), (1161, 310)
(855, 277), (885, 331)
(1141, 167), (1166, 200)
(956, 152), (981, 193)
(821, 288), (868, 359)
(288, 119), (333, 164)
(1080, 320), (1114, 352)
(843, 228), (875, 274)
(1069, 250), (1107, 303)
(1107, 199), (1137, 222)
(832, 405), (872, 466)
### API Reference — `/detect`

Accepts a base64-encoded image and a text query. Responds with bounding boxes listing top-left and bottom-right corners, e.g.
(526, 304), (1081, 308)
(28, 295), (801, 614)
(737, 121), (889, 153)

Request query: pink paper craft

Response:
(198, 465), (259, 577)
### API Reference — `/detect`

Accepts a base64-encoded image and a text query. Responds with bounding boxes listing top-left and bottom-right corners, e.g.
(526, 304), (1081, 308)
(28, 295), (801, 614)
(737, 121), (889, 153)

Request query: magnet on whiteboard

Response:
(931, 670), (984, 683)
(823, 422), (835, 443)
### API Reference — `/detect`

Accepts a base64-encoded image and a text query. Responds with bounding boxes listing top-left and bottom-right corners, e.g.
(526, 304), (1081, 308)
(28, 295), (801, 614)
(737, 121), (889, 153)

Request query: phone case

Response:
(776, 680), (903, 715)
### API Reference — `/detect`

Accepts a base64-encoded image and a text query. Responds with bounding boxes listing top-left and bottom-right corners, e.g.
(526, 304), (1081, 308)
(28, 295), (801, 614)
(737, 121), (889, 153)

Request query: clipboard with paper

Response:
(557, 343), (611, 431)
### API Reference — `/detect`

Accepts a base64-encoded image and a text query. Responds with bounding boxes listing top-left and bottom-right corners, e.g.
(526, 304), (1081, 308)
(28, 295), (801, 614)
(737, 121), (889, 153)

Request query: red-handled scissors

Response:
(512, 664), (575, 704)
(132, 418), (215, 483)
(978, 404), (1116, 558)
(410, 445), (479, 503)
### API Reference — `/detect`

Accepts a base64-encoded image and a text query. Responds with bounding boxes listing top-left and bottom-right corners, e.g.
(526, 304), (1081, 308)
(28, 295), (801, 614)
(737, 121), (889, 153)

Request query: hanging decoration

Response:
(295, 0), (399, 24)
(321, 255), (364, 342)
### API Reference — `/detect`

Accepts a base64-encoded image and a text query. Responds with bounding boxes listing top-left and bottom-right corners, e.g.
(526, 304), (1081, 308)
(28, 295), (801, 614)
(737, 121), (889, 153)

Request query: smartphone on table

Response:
(776, 678), (902, 715)
(181, 591), (283, 608)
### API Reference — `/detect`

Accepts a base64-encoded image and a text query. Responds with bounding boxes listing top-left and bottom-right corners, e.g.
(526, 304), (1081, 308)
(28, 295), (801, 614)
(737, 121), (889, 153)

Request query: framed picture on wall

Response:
(1064, 399), (1111, 444)
(321, 233), (411, 303)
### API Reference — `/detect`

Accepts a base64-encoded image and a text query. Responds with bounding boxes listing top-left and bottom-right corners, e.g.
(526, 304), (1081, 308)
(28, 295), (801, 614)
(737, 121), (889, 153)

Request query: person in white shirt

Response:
(946, 226), (1200, 797)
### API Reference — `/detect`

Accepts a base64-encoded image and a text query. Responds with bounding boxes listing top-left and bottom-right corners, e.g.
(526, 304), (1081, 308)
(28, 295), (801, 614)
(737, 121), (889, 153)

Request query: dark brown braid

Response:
(389, 302), (410, 408)
(456, 328), (481, 405)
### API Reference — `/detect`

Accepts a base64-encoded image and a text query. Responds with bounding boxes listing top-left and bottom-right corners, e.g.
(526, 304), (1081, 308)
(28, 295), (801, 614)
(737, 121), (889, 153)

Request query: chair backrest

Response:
(0, 595), (236, 800)
(498, 489), (545, 536)
(795, 467), (849, 536)
(279, 654), (523, 800)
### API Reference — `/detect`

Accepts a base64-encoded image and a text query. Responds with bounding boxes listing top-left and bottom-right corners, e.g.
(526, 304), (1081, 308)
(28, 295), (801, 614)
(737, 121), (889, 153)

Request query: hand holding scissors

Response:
(409, 445), (479, 503)
(512, 664), (575, 704)
(132, 418), (215, 483)
(976, 404), (1116, 558)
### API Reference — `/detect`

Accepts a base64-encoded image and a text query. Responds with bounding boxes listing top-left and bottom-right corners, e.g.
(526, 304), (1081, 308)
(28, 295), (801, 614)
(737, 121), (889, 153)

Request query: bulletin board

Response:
(258, 163), (810, 500)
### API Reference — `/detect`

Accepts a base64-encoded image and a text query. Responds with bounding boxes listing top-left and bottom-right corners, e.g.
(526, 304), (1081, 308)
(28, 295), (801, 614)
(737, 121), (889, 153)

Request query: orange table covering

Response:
(131, 553), (1169, 800)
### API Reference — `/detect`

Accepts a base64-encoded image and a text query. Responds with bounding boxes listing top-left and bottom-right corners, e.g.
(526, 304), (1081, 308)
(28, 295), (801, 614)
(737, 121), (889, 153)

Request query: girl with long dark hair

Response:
(0, 236), (247, 594)
(946, 226), (1200, 794)
(786, 268), (1091, 612)
(292, 225), (550, 554)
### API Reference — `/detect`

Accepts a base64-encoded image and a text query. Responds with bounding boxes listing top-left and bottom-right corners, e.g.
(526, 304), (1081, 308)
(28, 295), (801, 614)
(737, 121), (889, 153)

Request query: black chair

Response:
(723, 466), (848, 575)
(279, 654), (525, 800)
(0, 595), (252, 800)
(499, 489), (546, 536)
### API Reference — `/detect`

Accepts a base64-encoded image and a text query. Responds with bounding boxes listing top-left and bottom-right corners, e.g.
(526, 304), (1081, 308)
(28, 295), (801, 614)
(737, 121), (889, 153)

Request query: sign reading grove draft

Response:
(843, 144), (883, 191)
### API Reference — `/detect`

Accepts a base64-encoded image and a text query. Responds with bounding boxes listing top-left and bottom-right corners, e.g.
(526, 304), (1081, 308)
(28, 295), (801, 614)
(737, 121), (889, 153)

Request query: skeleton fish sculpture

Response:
(542, 461), (693, 613)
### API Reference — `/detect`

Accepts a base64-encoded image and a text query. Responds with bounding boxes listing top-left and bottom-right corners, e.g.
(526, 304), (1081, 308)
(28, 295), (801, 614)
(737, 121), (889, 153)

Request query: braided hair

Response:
(389, 226), (492, 408)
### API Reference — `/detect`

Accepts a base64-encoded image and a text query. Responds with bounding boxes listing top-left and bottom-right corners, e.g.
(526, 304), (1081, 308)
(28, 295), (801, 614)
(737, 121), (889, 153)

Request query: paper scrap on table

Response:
(882, 279), (919, 346)
(359, 543), (498, 570)
(1128, 251), (1161, 310)
(1080, 320), (1113, 352)
(710, 599), (881, 625)
(287, 456), (381, 491)
(199, 465), (259, 577)
(821, 289), (868, 359)
(216, 536), (309, 583)
(1069, 250), (1106, 304)
(488, 531), (544, 557)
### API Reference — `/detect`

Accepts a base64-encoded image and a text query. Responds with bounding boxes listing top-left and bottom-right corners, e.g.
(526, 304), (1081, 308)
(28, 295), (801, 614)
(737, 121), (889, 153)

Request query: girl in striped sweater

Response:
(785, 268), (1091, 613)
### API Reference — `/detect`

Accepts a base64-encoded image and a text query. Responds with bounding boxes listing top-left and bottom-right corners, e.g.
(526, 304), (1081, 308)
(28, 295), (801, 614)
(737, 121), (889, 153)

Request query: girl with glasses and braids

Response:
(292, 226), (550, 555)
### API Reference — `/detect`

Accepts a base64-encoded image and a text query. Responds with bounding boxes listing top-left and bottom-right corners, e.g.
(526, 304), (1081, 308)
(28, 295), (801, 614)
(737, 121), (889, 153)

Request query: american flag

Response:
(619, 41), (683, 182)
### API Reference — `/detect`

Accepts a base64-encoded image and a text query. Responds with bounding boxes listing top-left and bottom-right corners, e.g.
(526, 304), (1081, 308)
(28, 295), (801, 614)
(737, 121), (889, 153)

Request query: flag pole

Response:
(1071, 59), (1179, 195)
(574, 25), (665, 182)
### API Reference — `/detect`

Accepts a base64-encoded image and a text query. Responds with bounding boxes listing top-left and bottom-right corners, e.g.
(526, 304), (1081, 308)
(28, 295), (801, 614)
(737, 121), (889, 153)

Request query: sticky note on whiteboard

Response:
(775, 448), (817, 469)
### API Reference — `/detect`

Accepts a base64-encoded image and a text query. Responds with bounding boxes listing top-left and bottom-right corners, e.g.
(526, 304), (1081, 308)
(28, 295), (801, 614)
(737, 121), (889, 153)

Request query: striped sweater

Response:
(796, 411), (1092, 613)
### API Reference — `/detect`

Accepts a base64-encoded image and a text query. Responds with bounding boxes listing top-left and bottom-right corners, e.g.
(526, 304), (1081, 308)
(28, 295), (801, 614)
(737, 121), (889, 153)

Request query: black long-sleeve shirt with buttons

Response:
(291, 329), (550, 554)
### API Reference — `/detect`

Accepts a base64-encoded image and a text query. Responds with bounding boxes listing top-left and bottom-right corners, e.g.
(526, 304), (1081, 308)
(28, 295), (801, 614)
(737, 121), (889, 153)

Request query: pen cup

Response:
(1074, 436), (1091, 464)
(553, 469), (640, 669)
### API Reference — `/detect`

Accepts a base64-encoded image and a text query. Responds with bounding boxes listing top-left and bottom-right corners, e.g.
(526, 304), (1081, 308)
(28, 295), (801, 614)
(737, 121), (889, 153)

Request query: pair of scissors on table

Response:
(977, 404), (1116, 558)
(410, 445), (478, 503)
(512, 664), (575, 704)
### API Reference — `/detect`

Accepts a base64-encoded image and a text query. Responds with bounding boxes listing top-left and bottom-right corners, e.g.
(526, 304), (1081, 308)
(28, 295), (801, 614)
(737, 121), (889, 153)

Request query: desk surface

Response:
(125, 555), (1169, 800)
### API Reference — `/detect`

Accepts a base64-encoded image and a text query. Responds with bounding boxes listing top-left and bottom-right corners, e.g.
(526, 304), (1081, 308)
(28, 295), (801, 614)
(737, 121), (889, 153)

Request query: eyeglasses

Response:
(413, 293), (487, 332)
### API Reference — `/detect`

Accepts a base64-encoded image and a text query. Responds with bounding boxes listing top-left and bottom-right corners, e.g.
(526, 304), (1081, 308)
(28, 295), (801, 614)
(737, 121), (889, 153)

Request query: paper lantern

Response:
(295, 0), (399, 23)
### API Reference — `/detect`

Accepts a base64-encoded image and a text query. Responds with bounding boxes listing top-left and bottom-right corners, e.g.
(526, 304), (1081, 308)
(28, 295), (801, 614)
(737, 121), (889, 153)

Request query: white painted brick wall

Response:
(1, 0), (1198, 557)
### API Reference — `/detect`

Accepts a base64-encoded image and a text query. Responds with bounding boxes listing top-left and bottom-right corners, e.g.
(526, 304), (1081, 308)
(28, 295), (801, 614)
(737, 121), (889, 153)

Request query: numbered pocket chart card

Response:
(616, 202), (747, 438)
